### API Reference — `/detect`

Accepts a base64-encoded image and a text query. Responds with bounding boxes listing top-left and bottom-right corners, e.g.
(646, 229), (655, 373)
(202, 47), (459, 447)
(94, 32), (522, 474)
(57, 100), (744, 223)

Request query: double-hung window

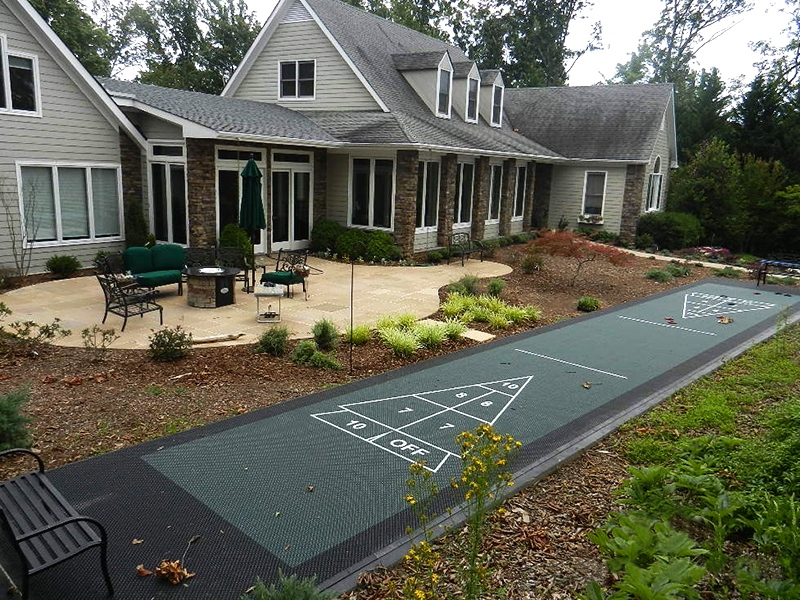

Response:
(416, 161), (440, 229)
(0, 34), (40, 115)
(513, 165), (526, 219)
(19, 164), (122, 244)
(436, 65), (452, 118)
(453, 162), (474, 225)
(487, 164), (502, 222)
(351, 158), (394, 229)
(279, 60), (315, 99)
(646, 156), (663, 211)
(491, 84), (503, 126)
(466, 76), (479, 123)
(582, 172), (606, 216)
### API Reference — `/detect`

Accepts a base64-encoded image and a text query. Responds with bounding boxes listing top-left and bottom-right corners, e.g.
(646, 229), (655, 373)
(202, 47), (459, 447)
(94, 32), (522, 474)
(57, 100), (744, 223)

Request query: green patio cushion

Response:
(261, 271), (303, 285)
(135, 270), (182, 288)
(123, 247), (154, 274)
(151, 244), (185, 271)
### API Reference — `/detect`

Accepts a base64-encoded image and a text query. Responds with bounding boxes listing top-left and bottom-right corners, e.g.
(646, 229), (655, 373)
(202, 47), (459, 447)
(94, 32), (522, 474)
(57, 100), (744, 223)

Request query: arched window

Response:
(646, 156), (664, 211)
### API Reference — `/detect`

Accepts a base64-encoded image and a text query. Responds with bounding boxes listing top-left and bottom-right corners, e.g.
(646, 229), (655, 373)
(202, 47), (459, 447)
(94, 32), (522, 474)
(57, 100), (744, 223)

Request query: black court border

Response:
(48, 279), (800, 597)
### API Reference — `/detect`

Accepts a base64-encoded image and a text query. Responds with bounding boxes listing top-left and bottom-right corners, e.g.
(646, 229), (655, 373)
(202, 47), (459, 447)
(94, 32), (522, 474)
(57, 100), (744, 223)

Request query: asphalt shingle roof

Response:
(504, 84), (672, 161)
(392, 51), (446, 71)
(99, 77), (338, 144)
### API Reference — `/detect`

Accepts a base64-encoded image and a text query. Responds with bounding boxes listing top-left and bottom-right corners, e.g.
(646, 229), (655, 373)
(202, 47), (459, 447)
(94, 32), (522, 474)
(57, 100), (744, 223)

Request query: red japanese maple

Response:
(529, 230), (631, 286)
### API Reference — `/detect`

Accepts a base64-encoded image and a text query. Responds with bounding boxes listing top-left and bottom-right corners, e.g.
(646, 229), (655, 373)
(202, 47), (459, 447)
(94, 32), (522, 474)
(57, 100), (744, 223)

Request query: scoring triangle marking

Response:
(682, 292), (775, 319)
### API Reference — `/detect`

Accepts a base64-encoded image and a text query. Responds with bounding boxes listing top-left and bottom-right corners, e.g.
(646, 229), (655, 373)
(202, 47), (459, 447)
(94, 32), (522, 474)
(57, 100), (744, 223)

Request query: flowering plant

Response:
(577, 213), (604, 224)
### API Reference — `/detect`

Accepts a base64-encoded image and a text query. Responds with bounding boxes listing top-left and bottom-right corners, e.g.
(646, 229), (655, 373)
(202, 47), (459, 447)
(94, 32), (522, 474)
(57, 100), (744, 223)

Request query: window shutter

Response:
(92, 169), (120, 237)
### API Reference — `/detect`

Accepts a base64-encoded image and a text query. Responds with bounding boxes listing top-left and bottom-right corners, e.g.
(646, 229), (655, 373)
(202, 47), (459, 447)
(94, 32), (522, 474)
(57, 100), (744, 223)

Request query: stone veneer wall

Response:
(619, 164), (646, 242)
(532, 162), (553, 229)
(187, 139), (217, 247)
(523, 161), (536, 231)
(394, 149), (419, 257)
(499, 159), (515, 236)
(313, 148), (327, 225)
(119, 130), (144, 226)
(471, 157), (490, 241)
(437, 153), (457, 246)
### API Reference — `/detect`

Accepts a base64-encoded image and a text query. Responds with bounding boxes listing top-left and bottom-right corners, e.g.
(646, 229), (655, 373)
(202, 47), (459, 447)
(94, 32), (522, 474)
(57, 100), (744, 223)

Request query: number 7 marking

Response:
(439, 423), (454, 430)
(398, 407), (413, 413)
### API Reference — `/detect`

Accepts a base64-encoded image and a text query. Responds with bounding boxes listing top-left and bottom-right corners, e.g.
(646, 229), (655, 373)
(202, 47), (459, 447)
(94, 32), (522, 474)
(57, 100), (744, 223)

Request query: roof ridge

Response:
(508, 83), (674, 91)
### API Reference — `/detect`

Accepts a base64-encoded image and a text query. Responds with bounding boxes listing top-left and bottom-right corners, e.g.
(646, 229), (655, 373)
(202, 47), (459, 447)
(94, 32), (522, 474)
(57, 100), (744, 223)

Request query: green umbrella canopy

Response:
(239, 158), (266, 235)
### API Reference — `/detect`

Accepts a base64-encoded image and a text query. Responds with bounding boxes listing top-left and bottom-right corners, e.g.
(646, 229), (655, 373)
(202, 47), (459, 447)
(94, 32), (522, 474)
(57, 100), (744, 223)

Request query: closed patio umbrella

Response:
(239, 158), (266, 291)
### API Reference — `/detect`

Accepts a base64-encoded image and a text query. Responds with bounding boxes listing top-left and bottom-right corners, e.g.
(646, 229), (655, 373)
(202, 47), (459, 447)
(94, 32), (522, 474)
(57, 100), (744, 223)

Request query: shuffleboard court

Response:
(18, 280), (800, 599)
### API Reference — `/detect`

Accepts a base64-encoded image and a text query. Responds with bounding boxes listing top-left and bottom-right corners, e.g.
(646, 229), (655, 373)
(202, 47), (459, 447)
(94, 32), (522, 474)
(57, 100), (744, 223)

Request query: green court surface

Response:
(38, 280), (799, 599)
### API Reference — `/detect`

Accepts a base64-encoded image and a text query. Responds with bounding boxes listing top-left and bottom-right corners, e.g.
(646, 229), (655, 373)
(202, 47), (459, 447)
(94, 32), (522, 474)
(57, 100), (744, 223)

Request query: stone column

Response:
(619, 164), (646, 243)
(186, 139), (217, 247)
(120, 130), (146, 246)
(523, 160), (536, 231)
(499, 159), (515, 236)
(313, 148), (327, 224)
(437, 153), (457, 246)
(532, 162), (553, 230)
(394, 149), (419, 257)
(471, 157), (490, 241)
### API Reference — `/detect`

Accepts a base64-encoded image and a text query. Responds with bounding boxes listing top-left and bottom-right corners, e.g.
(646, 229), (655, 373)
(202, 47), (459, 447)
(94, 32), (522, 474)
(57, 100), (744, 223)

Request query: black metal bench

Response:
(0, 449), (113, 599)
(756, 254), (800, 286)
(447, 232), (485, 266)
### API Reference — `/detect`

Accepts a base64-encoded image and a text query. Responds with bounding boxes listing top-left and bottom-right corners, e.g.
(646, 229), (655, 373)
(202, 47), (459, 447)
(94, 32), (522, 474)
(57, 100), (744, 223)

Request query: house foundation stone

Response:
(395, 150), (419, 257)
(499, 159), (515, 236)
(523, 161), (536, 231)
(187, 139), (217, 247)
(620, 164), (646, 242)
(437, 153), (457, 246)
(532, 162), (553, 229)
(471, 157), (490, 241)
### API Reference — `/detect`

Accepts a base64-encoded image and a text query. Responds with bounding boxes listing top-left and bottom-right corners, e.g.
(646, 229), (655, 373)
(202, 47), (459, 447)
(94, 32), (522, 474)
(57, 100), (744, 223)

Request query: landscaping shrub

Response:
(0, 387), (32, 451)
(345, 324), (371, 345)
(45, 255), (81, 278)
(502, 305), (527, 324)
(521, 251), (545, 273)
(487, 279), (505, 297)
(448, 275), (480, 296)
(476, 294), (505, 313)
(426, 251), (443, 264)
(335, 228), (370, 259)
(712, 266), (742, 279)
(291, 339), (317, 364)
(469, 305), (493, 323)
(645, 268), (673, 282)
(219, 223), (254, 261)
(480, 240), (499, 258)
(635, 233), (656, 250)
(510, 233), (528, 244)
(592, 230), (619, 244)
(413, 322), (446, 348)
(308, 351), (341, 370)
(0, 310), (71, 356)
(81, 325), (120, 360)
(664, 263), (692, 278)
(364, 231), (396, 262)
(124, 197), (148, 248)
(531, 230), (630, 286)
(395, 313), (418, 330)
(254, 326), (290, 356)
(523, 305), (542, 322)
(442, 318), (467, 340)
(488, 313), (510, 329)
(144, 233), (157, 248)
(576, 296), (601, 312)
(241, 572), (334, 600)
(148, 326), (192, 361)
(92, 250), (111, 271)
(636, 212), (703, 250)
(498, 236), (513, 247)
(312, 318), (339, 351)
(310, 218), (344, 252)
(378, 328), (421, 357)
(441, 293), (474, 318)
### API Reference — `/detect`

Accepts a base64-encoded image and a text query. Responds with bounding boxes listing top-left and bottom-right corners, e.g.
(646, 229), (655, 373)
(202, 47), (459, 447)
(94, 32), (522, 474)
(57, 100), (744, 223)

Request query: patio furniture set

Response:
(97, 245), (310, 330)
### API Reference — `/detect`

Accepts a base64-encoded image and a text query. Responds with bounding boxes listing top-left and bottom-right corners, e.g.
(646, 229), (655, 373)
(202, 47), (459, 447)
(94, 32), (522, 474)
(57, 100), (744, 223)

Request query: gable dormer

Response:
(393, 50), (454, 119)
(452, 62), (480, 124)
(480, 69), (504, 127)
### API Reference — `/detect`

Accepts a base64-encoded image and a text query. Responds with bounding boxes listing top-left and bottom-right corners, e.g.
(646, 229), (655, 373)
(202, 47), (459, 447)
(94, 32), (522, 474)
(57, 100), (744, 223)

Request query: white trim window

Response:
(491, 83), (503, 127)
(646, 156), (663, 212)
(0, 33), (41, 116)
(17, 163), (123, 246)
(487, 164), (502, 223)
(465, 75), (479, 123)
(582, 171), (607, 216)
(513, 165), (526, 220)
(416, 160), (440, 230)
(436, 63), (452, 118)
(350, 157), (394, 230)
(149, 142), (187, 245)
(279, 59), (315, 99)
(453, 161), (474, 226)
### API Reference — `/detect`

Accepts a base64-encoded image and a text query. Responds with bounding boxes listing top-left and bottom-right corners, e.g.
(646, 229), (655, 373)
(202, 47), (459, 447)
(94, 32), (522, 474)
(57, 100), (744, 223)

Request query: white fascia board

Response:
(222, 0), (293, 96)
(111, 97), (217, 138)
(10, 0), (146, 149)
(668, 88), (679, 168)
(469, 63), (480, 81)
(217, 132), (342, 149)
(439, 51), (453, 71)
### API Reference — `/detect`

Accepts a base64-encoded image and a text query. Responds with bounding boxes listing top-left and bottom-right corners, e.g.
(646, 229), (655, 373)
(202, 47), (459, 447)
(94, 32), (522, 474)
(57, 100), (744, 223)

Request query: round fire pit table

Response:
(186, 267), (241, 308)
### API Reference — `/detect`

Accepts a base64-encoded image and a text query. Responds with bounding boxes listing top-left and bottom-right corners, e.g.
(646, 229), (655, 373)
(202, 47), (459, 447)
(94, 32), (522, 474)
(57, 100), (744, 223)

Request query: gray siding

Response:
(125, 111), (183, 140)
(510, 220), (523, 234)
(0, 0), (123, 275)
(326, 153), (348, 226)
(484, 222), (500, 240)
(402, 70), (437, 115)
(414, 229), (437, 252)
(232, 20), (380, 111)
(547, 165), (627, 235)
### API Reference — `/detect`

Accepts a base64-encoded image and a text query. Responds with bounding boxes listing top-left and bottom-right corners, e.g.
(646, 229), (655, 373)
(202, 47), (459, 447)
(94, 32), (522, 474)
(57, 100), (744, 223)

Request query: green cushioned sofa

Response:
(123, 245), (184, 295)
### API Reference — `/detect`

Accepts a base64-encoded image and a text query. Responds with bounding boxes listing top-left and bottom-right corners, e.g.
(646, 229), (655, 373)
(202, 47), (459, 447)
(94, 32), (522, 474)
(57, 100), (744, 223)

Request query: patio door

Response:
(216, 147), (267, 252)
(271, 151), (312, 251)
(151, 162), (187, 245)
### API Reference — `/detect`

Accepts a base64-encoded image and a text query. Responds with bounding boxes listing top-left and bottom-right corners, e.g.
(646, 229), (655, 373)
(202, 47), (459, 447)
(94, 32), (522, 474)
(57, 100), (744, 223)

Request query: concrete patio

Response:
(1, 257), (511, 349)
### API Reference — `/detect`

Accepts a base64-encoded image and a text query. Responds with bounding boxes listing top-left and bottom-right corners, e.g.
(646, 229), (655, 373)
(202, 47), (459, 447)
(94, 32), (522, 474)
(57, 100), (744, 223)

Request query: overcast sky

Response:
(246, 0), (792, 90)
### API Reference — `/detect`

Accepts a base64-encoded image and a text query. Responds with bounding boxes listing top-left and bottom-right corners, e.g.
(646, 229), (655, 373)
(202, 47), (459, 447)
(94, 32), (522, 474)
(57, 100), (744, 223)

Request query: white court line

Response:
(489, 375), (533, 425)
(477, 384), (513, 397)
(514, 349), (628, 379)
(619, 315), (717, 336)
(398, 392), (496, 429)
(697, 299), (729, 314)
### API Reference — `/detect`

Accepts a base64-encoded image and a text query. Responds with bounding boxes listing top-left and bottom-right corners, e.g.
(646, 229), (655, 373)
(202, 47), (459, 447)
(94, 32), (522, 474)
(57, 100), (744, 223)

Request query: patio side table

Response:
(254, 284), (285, 323)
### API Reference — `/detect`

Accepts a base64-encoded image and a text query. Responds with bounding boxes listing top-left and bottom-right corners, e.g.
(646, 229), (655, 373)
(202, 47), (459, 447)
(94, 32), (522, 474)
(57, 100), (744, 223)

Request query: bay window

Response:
(19, 164), (121, 244)
(351, 158), (394, 229)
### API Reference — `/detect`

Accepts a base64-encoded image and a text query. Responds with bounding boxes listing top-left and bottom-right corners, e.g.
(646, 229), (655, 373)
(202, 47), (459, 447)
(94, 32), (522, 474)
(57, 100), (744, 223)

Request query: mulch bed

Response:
(0, 248), (723, 597)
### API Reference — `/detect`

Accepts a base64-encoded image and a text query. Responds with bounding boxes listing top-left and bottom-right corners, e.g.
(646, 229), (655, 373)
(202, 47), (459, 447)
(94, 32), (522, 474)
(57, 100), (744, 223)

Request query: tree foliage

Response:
(530, 230), (630, 286)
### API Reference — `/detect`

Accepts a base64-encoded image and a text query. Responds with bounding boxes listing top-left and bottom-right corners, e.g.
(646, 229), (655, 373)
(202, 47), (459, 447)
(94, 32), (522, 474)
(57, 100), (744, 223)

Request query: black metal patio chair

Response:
(96, 275), (163, 331)
(217, 246), (253, 292)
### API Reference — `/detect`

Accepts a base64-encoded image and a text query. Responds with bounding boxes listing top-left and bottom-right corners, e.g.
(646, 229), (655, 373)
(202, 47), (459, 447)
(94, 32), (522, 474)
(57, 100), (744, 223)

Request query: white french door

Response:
(271, 155), (313, 251)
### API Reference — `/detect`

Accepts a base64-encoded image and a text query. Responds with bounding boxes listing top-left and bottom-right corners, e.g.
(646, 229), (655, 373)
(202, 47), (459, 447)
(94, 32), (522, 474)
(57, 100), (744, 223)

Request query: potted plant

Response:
(577, 213), (604, 225)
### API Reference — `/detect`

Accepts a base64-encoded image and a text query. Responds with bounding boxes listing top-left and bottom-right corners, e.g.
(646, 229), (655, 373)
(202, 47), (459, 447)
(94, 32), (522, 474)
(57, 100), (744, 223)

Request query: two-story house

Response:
(1, 0), (677, 273)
